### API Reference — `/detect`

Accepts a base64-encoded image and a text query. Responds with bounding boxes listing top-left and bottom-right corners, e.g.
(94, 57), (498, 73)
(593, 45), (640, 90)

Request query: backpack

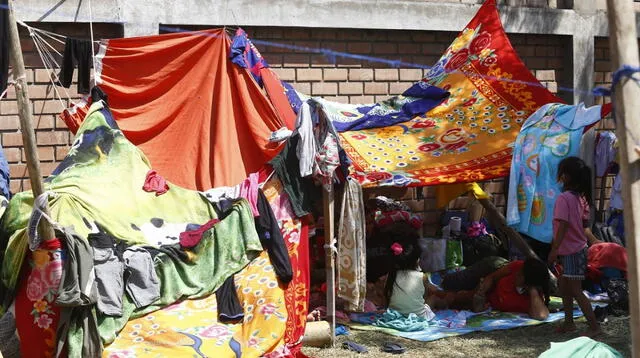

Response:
(461, 234), (506, 267)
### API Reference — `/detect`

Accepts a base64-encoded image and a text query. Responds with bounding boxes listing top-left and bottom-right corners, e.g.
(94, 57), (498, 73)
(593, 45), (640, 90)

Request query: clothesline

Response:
(1, 2), (603, 98)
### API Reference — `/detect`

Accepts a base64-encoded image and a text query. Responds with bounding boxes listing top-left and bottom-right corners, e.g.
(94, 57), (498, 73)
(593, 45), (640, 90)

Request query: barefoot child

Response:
(548, 156), (601, 336)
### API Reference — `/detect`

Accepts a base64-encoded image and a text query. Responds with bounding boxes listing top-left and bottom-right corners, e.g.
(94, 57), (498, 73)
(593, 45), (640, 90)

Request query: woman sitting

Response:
(427, 258), (551, 320)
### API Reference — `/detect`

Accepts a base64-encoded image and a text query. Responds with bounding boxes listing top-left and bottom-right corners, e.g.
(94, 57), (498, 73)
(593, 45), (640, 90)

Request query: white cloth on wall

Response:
(609, 173), (623, 210)
(594, 131), (617, 177)
(418, 237), (447, 273)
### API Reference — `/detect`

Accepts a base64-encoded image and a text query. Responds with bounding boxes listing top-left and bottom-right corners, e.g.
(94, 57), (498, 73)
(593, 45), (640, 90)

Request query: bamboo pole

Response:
(322, 187), (336, 347)
(6, 0), (55, 242)
(605, 1), (640, 356)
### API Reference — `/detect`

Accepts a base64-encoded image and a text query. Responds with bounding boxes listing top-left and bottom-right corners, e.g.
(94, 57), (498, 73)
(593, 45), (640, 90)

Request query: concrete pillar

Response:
(572, 31), (595, 105)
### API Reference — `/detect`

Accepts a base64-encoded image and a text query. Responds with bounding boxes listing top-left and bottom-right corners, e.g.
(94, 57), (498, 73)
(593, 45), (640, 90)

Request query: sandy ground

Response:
(302, 315), (631, 358)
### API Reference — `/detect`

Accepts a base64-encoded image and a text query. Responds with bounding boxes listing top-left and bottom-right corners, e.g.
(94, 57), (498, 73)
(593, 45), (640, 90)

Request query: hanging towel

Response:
(58, 38), (93, 94)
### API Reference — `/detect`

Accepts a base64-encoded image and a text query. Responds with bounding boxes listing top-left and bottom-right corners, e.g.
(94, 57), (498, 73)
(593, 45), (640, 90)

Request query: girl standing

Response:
(548, 156), (601, 336)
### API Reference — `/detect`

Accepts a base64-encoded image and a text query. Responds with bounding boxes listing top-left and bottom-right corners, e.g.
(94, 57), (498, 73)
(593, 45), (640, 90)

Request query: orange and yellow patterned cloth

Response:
(340, 0), (561, 188)
(103, 179), (310, 358)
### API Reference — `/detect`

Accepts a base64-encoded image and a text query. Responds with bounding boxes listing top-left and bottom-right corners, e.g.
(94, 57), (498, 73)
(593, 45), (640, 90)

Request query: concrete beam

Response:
(11, 0), (633, 37)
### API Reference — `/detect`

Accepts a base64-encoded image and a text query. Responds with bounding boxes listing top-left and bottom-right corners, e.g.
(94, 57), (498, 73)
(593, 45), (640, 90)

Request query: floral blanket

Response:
(337, 0), (561, 187)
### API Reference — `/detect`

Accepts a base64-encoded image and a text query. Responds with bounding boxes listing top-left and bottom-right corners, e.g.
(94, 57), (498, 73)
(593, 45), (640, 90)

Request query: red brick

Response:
(291, 82), (311, 94)
(535, 69), (555, 81)
(323, 69), (348, 81)
(311, 29), (337, 40)
(349, 69), (373, 81)
(33, 100), (68, 115)
(389, 82), (411, 95)
(36, 146), (55, 161)
(322, 96), (349, 104)
(399, 69), (423, 81)
(364, 82), (388, 95)
(545, 82), (558, 93)
(34, 69), (56, 84)
(411, 33), (436, 42)
(374, 95), (393, 102)
(348, 95), (375, 103)
(3, 132), (23, 147)
(372, 43), (398, 54)
(0, 115), (20, 130)
(4, 148), (21, 163)
(34, 115), (56, 130)
(55, 116), (69, 129)
(595, 60), (612, 72)
(311, 82), (338, 96)
(321, 42), (347, 52)
(296, 68), (323, 81)
(283, 28), (311, 40)
(9, 163), (27, 178)
(55, 146), (70, 160)
(347, 42), (372, 54)
(36, 131), (69, 146)
(374, 69), (399, 81)
(310, 55), (336, 67)
(26, 84), (55, 99)
(271, 68), (295, 82)
(338, 82), (363, 95)
(40, 162), (59, 176)
(283, 54), (310, 68)
(336, 31), (362, 41)
(0, 101), (19, 115)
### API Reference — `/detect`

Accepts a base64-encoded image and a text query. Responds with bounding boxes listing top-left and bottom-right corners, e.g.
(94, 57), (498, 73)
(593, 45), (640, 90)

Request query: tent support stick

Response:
(322, 187), (336, 347)
(606, 1), (640, 356)
(6, 0), (55, 242)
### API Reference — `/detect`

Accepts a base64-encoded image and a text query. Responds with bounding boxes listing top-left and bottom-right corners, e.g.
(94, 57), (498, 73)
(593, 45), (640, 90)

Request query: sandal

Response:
(382, 342), (406, 355)
(342, 341), (368, 354)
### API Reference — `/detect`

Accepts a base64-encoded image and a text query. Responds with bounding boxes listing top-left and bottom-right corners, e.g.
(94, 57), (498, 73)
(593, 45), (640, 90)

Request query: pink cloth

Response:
(179, 219), (220, 248)
(239, 172), (260, 217)
(553, 191), (588, 255)
(143, 170), (169, 196)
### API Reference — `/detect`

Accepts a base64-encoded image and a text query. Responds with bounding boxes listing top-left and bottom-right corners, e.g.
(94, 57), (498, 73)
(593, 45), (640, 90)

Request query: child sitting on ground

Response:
(384, 240), (435, 320)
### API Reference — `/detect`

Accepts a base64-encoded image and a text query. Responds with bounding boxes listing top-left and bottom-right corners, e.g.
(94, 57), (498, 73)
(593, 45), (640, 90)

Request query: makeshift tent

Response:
(62, 29), (285, 190)
(1, 101), (310, 357)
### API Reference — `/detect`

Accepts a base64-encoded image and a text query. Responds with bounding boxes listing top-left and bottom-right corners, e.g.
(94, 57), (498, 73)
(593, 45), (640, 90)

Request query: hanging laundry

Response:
(594, 131), (617, 177)
(0, 0), (8, 95)
(288, 83), (449, 132)
(229, 28), (268, 87)
(296, 102), (316, 177)
(506, 103), (603, 243)
(200, 172), (261, 217)
(215, 275), (243, 322)
(178, 218), (220, 249)
(143, 170), (170, 196)
(268, 134), (313, 218)
(337, 179), (367, 312)
(58, 38), (93, 94)
(255, 189), (293, 284)
(609, 172), (623, 211)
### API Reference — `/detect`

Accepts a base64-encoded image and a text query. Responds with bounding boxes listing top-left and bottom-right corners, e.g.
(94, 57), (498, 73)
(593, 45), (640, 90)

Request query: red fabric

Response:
(285, 219), (310, 355)
(588, 242), (628, 275)
(143, 169), (169, 196)
(487, 261), (533, 313)
(15, 241), (64, 358)
(61, 29), (284, 190)
(262, 68), (297, 130)
(179, 219), (220, 248)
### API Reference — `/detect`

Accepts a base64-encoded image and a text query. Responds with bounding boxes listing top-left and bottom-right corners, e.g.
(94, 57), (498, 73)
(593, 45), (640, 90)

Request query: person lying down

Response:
(384, 232), (551, 321)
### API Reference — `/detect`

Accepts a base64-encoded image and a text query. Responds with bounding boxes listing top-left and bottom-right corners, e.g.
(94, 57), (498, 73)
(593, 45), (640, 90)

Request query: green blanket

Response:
(1, 102), (264, 357)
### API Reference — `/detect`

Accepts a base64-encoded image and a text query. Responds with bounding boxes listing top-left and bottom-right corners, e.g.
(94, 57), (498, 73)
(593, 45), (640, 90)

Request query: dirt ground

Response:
(302, 315), (631, 358)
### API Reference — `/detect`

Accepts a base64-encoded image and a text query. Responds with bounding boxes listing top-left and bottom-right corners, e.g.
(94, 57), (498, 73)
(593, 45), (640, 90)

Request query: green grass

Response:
(302, 315), (631, 357)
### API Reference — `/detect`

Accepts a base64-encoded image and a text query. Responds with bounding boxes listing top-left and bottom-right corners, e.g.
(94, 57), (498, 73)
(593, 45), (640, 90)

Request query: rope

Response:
(27, 27), (72, 109)
(593, 65), (640, 146)
(88, 0), (97, 88)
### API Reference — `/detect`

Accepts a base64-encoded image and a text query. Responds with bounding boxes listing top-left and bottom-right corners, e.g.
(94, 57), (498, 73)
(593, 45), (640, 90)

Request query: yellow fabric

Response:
(103, 251), (287, 358)
(436, 182), (489, 208)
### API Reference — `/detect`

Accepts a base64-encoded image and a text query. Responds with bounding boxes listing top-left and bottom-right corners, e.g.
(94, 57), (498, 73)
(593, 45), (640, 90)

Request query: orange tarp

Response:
(62, 29), (284, 190)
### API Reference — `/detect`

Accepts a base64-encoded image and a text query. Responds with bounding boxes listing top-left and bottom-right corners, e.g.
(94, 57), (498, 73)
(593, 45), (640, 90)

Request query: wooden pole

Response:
(6, 0), (55, 242)
(322, 187), (336, 347)
(606, 1), (640, 356)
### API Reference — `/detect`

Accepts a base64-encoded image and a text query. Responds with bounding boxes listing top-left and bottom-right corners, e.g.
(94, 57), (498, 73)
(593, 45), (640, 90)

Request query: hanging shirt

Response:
(594, 131), (617, 177)
(609, 173), (623, 210)
(506, 103), (602, 243)
(296, 102), (316, 177)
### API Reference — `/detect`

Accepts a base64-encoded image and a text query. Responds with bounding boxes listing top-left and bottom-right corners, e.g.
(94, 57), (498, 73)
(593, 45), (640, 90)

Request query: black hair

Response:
(383, 239), (422, 305)
(522, 258), (551, 306)
(557, 156), (592, 204)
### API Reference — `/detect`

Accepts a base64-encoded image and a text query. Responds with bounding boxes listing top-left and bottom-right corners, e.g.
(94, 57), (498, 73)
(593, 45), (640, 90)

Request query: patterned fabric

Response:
(310, 84), (449, 132)
(506, 103), (602, 243)
(313, 133), (340, 191)
(230, 28), (269, 86)
(103, 177), (310, 357)
(337, 0), (561, 187)
(560, 247), (587, 280)
(14, 239), (63, 358)
(337, 179), (367, 312)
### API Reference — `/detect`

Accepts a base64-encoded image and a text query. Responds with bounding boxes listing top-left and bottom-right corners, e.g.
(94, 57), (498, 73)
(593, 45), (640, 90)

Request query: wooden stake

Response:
(322, 187), (336, 347)
(6, 0), (55, 242)
(606, 1), (640, 356)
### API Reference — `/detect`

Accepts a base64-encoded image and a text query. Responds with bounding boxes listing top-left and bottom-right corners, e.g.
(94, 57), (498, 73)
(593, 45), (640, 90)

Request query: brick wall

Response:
(3, 24), (570, 231)
(2, 23), (123, 193)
